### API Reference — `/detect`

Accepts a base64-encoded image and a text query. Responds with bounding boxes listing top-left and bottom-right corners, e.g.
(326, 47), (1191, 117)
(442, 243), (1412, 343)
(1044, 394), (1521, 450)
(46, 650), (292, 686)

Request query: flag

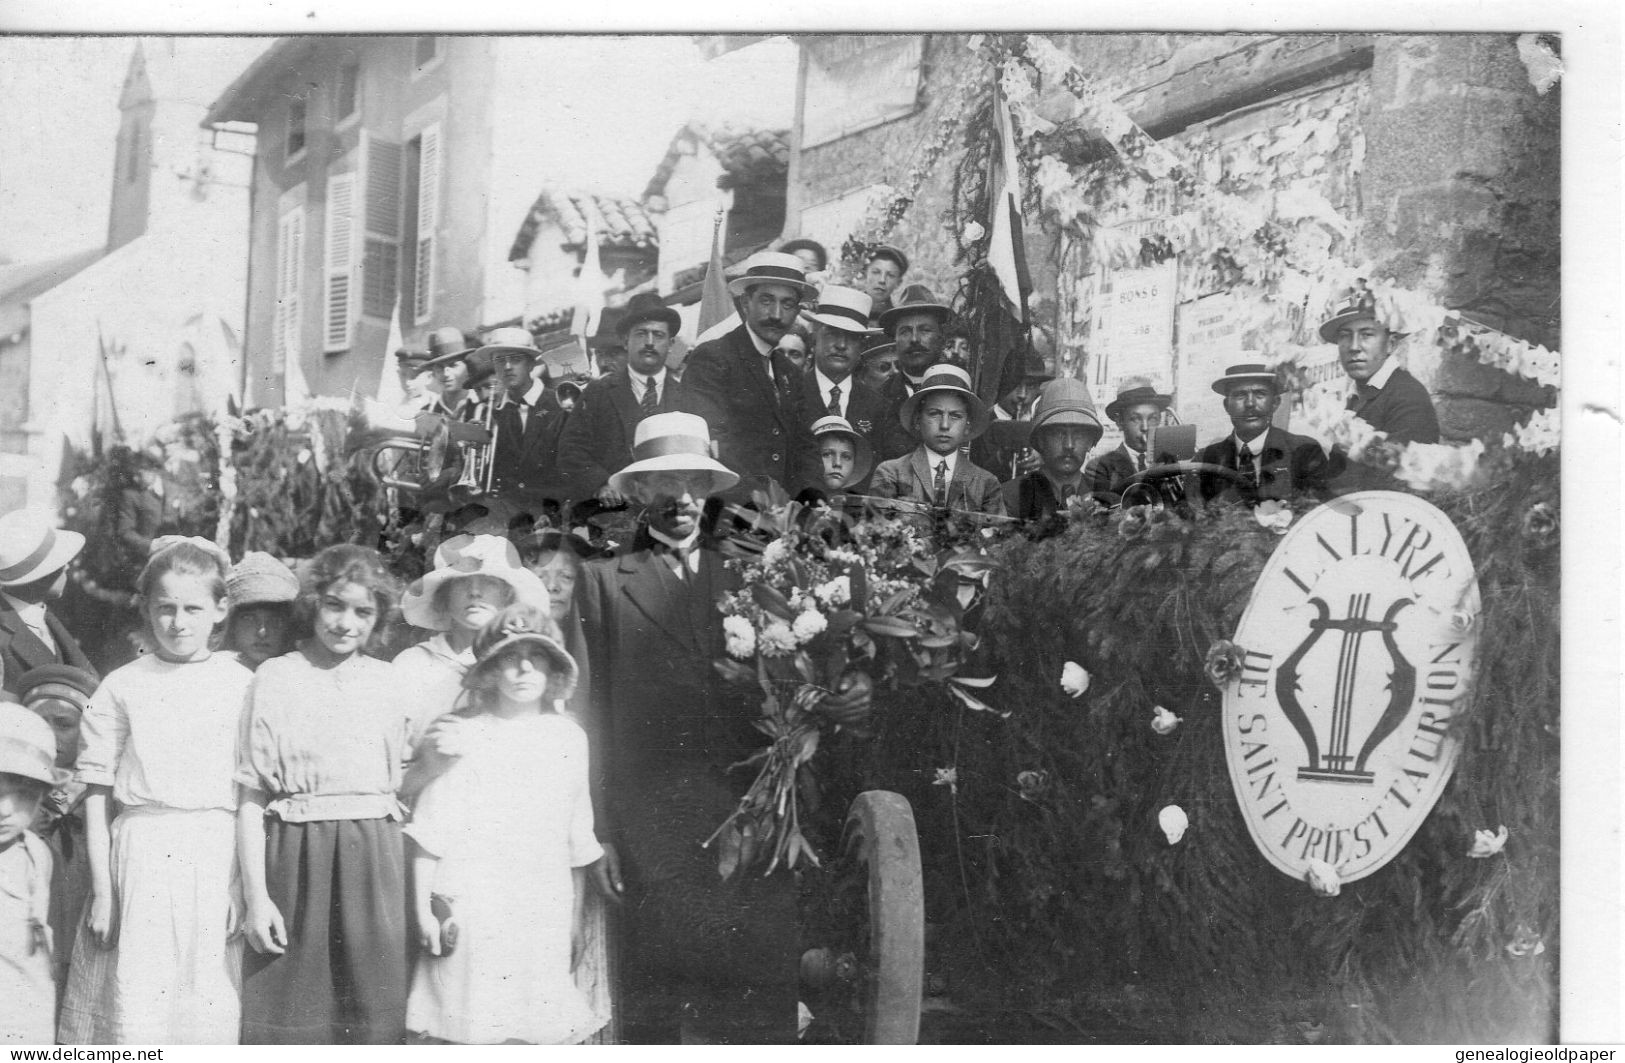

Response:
(374, 297), (407, 408)
(93, 321), (126, 452)
(570, 197), (604, 347)
(695, 209), (738, 346)
(978, 82), (1035, 404)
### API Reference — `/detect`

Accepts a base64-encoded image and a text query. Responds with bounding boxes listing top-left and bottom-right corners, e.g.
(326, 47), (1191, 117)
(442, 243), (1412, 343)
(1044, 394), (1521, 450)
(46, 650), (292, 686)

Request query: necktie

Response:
(641, 375), (659, 414)
(1136, 450), (1147, 473)
(933, 460), (948, 505)
(828, 385), (842, 416)
(1238, 445), (1259, 492)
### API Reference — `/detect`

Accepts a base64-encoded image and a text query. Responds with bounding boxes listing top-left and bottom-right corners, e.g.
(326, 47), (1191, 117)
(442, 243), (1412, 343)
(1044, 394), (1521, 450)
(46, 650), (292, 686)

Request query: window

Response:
(410, 124), (441, 322)
(360, 135), (404, 319)
(286, 96), (307, 159)
(413, 36), (441, 75)
(336, 62), (359, 123)
(273, 197), (305, 375)
(323, 172), (357, 351)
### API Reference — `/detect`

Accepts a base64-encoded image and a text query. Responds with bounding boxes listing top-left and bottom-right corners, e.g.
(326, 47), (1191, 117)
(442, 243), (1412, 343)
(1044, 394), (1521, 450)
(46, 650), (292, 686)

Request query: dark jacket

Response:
(556, 370), (686, 497)
(1348, 367), (1440, 445)
(0, 601), (96, 687)
(479, 389), (570, 502)
(872, 373), (922, 464)
(869, 447), (1008, 517)
(679, 324), (820, 498)
(1002, 472), (1084, 522)
(803, 371), (885, 443)
(1085, 445), (1142, 496)
(1196, 428), (1341, 506)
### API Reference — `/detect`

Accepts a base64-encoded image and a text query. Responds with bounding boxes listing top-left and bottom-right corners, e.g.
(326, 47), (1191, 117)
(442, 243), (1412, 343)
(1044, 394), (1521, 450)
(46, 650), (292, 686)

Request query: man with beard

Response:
(802, 286), (886, 460)
(1002, 378), (1105, 521)
(1196, 363), (1340, 506)
(678, 252), (822, 498)
(573, 412), (872, 1043)
(556, 292), (686, 504)
(872, 284), (954, 462)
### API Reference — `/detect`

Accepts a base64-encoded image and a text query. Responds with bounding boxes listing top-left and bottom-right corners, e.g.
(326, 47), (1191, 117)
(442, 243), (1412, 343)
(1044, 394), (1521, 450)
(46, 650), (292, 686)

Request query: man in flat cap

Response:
(556, 292), (687, 504)
(1320, 298), (1440, 445)
(1196, 363), (1340, 505)
(678, 252), (823, 498)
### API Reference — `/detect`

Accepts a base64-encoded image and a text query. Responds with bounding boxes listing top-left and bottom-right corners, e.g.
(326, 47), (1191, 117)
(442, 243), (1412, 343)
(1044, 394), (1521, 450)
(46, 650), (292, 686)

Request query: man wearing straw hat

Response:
(1086, 377), (1174, 495)
(1002, 378), (1106, 521)
(679, 252), (822, 498)
(574, 412), (872, 1043)
(1196, 362), (1340, 506)
(869, 364), (1007, 517)
(802, 285), (886, 445)
(0, 510), (96, 685)
(472, 327), (571, 506)
(1319, 298), (1440, 445)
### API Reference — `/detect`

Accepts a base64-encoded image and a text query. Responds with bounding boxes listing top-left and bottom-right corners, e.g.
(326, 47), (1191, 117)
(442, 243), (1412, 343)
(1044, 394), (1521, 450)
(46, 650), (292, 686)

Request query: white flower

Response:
(1253, 499), (1293, 535)
(758, 619), (796, 657)
(722, 615), (756, 659)
(1305, 858), (1341, 897)
(760, 539), (790, 566)
(933, 767), (958, 795)
(961, 221), (986, 244)
(1151, 706), (1182, 735)
(813, 576), (851, 608)
(1158, 805), (1188, 844)
(791, 608), (828, 644)
(1060, 661), (1090, 698)
(1466, 825), (1508, 858)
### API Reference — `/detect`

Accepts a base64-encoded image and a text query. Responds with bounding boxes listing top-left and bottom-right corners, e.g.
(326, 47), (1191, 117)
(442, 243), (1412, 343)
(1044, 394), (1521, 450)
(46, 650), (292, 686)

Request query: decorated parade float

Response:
(50, 31), (1560, 1045)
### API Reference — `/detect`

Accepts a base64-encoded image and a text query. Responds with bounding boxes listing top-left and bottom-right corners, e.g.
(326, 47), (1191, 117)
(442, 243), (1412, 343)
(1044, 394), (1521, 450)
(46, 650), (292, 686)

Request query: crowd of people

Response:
(0, 241), (1443, 1046)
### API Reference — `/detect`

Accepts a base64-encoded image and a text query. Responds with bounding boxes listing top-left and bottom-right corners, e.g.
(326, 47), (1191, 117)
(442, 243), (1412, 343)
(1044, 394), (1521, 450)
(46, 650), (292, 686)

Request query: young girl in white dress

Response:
(69, 537), (250, 1044)
(405, 603), (605, 1045)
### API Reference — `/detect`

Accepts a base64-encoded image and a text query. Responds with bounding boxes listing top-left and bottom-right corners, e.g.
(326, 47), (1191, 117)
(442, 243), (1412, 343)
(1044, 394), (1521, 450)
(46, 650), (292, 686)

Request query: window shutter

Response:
(274, 208), (304, 373)
(413, 123), (441, 323)
(360, 134), (404, 319)
(322, 172), (356, 352)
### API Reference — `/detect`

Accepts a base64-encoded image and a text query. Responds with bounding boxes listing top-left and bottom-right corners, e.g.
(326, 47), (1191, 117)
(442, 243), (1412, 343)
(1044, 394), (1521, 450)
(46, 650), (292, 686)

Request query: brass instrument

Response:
(356, 396), (495, 511)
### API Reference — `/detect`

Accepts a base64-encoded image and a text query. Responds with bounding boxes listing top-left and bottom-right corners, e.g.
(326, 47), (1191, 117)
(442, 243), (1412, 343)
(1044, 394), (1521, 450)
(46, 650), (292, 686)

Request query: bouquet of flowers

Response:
(706, 492), (1003, 879)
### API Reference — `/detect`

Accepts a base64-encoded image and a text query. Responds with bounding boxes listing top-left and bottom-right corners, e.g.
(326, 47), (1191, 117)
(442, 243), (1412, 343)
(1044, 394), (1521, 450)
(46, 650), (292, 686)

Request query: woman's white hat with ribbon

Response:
(607, 412), (740, 498)
(401, 534), (551, 631)
(0, 510), (84, 588)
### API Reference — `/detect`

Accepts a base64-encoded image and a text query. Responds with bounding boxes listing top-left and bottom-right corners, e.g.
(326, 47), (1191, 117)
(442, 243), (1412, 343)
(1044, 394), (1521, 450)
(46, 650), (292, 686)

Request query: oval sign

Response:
(1222, 491), (1481, 884)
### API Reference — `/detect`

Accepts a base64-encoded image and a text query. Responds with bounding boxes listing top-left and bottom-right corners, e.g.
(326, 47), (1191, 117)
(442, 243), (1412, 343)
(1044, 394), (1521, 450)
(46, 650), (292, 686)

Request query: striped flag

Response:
(976, 82), (1034, 404)
(695, 209), (737, 345)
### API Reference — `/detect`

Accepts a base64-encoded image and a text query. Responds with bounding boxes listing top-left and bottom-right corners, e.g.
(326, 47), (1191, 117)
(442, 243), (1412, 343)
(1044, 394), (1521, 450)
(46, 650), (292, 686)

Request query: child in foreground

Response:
(0, 701), (66, 1045)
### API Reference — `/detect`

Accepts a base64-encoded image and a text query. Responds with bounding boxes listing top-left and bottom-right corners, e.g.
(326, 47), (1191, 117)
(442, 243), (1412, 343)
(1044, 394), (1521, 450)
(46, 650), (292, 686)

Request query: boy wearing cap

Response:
(678, 252), (823, 498)
(860, 245), (909, 326)
(574, 412), (872, 1043)
(1321, 299), (1439, 445)
(0, 511), (97, 686)
(869, 365), (1007, 518)
(223, 553), (301, 671)
(1087, 379), (1174, 495)
(556, 292), (687, 505)
(1197, 363), (1340, 506)
(0, 701), (65, 1043)
(1003, 378), (1105, 521)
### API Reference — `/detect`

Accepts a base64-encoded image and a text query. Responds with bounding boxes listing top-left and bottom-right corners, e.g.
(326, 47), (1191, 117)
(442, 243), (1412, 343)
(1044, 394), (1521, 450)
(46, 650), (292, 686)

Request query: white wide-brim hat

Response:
(898, 364), (992, 440)
(805, 285), (880, 334)
(0, 510), (84, 588)
(401, 533), (552, 631)
(607, 411), (740, 498)
(726, 251), (817, 300)
(0, 701), (71, 786)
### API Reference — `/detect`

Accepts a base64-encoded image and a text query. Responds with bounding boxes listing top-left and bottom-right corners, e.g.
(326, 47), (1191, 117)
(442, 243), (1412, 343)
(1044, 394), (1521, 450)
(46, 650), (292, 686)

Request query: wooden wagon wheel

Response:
(840, 789), (926, 1044)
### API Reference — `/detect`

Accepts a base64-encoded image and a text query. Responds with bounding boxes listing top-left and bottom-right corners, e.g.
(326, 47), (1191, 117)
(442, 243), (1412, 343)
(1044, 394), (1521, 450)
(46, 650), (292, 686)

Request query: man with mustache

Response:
(800, 285), (886, 471)
(556, 292), (686, 504)
(678, 252), (822, 498)
(1196, 362), (1340, 506)
(872, 283), (954, 462)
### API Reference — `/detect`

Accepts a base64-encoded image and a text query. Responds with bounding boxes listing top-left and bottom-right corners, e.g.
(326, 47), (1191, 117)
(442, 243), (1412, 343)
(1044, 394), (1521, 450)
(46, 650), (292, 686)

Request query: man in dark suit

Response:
(1002, 378), (1105, 521)
(1196, 363), (1341, 506)
(1086, 378), (1173, 497)
(802, 285), (886, 457)
(1320, 300), (1441, 444)
(873, 284), (953, 462)
(678, 252), (822, 499)
(0, 510), (97, 684)
(556, 292), (686, 503)
(574, 412), (871, 1043)
(472, 326), (571, 510)
(971, 351), (1052, 483)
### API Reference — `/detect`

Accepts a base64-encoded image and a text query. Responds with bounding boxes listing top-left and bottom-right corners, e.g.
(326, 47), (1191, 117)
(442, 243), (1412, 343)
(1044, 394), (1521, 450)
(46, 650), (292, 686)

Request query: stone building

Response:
(782, 33), (1559, 447)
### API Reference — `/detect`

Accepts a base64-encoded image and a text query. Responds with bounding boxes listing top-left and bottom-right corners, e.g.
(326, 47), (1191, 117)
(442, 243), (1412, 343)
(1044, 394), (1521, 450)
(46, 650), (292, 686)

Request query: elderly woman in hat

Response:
(1003, 378), (1106, 521)
(573, 411), (871, 1043)
(869, 364), (1007, 519)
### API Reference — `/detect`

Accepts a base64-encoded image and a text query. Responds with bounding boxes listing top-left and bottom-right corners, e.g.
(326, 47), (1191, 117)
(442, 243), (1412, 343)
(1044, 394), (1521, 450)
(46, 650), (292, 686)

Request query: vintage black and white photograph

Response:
(0, 12), (1613, 1048)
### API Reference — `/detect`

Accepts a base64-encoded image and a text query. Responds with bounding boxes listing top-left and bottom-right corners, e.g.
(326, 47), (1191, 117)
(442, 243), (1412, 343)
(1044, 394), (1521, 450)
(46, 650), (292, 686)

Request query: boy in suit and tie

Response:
(868, 365), (1007, 518)
(1086, 379), (1173, 497)
(0, 510), (97, 685)
(1321, 299), (1441, 444)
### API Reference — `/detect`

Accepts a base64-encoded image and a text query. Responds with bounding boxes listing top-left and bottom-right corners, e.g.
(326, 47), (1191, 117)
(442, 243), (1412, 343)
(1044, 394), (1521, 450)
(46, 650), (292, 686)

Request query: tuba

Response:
(354, 397), (495, 510)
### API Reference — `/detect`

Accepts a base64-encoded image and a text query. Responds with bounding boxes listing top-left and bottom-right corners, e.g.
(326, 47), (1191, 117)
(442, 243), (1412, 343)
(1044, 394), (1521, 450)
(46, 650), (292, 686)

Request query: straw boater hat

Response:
(400, 534), (552, 632)
(616, 291), (682, 337)
(805, 285), (880, 335)
(1210, 362), (1280, 395)
(1317, 297), (1404, 344)
(607, 412), (740, 498)
(0, 510), (84, 588)
(227, 552), (300, 610)
(462, 603), (579, 700)
(898, 364), (992, 439)
(726, 251), (817, 300)
(879, 284), (953, 333)
(0, 700), (70, 786)
(421, 326), (479, 369)
(475, 326), (543, 362)
(1104, 377), (1173, 421)
(1029, 378), (1105, 448)
(810, 415), (875, 488)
